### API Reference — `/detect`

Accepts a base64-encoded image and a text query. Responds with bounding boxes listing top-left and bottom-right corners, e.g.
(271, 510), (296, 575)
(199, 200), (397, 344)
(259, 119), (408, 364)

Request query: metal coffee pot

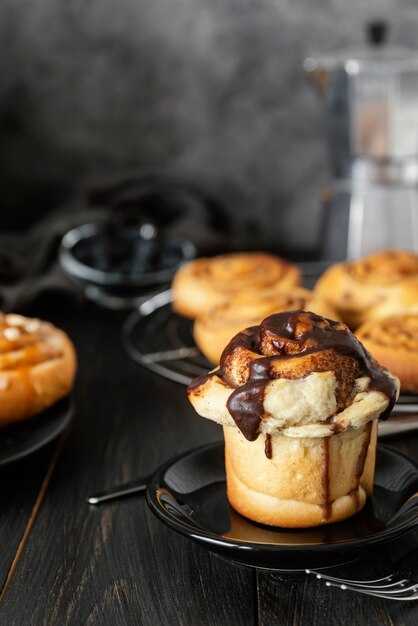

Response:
(304, 22), (418, 259)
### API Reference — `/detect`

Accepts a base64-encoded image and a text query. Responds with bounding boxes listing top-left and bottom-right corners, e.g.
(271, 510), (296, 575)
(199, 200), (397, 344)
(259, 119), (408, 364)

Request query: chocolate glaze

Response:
(321, 422), (371, 520)
(187, 372), (213, 392)
(321, 438), (331, 520)
(227, 381), (266, 441)
(355, 422), (372, 478)
(264, 434), (272, 459)
(189, 311), (398, 442)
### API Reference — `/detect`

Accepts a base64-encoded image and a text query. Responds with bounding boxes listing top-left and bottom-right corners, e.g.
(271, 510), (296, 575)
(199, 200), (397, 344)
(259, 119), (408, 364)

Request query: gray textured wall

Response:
(1, 0), (418, 250)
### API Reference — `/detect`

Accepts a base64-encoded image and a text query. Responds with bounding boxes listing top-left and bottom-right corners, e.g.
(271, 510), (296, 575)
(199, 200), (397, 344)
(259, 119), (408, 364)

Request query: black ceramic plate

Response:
(147, 442), (418, 570)
(0, 396), (73, 466)
(59, 221), (196, 309)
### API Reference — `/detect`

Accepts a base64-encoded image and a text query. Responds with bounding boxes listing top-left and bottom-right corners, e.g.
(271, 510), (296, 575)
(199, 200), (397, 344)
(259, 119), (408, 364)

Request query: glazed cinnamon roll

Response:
(188, 311), (399, 527)
(194, 286), (339, 364)
(357, 313), (418, 393)
(0, 313), (77, 425)
(172, 252), (301, 319)
(315, 250), (418, 329)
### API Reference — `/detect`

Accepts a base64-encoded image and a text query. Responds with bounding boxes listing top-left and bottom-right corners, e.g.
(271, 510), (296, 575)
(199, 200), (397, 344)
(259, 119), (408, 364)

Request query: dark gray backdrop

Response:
(1, 0), (417, 251)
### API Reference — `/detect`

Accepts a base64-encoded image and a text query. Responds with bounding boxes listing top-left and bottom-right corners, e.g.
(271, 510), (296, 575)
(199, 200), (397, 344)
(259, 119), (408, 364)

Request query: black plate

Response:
(59, 221), (196, 309)
(147, 442), (418, 570)
(0, 396), (74, 466)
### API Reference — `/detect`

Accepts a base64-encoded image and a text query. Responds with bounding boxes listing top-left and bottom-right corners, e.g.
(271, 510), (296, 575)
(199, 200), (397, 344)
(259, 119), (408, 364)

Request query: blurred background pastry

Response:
(315, 250), (418, 329)
(357, 314), (418, 394)
(172, 252), (301, 319)
(188, 311), (399, 528)
(0, 313), (76, 426)
(194, 286), (338, 364)
(364, 280), (418, 323)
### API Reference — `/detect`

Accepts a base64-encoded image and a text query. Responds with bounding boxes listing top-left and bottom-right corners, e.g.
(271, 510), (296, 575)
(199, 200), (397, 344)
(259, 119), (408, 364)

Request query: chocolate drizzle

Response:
(189, 311), (398, 442)
(264, 434), (272, 459)
(321, 438), (331, 520)
(355, 422), (372, 478)
(227, 381), (266, 441)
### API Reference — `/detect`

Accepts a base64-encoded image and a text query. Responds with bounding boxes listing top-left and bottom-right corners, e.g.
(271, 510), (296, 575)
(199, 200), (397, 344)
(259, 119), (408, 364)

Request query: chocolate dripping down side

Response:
(189, 311), (398, 443)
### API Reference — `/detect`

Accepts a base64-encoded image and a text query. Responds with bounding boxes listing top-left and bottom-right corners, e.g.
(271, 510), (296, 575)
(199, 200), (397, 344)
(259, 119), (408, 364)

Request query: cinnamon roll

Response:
(194, 286), (339, 364)
(188, 311), (399, 527)
(0, 313), (77, 425)
(172, 252), (301, 319)
(315, 250), (418, 329)
(365, 280), (418, 322)
(357, 313), (418, 393)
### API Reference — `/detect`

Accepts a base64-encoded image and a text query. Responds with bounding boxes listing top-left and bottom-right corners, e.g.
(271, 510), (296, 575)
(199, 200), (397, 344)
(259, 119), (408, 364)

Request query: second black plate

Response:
(147, 442), (418, 570)
(0, 396), (74, 466)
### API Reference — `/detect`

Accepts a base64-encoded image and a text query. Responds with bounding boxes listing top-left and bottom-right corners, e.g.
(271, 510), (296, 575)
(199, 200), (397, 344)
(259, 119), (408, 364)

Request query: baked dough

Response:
(365, 280), (418, 322)
(172, 252), (301, 319)
(188, 311), (398, 527)
(224, 422), (376, 528)
(0, 313), (77, 425)
(357, 313), (418, 393)
(194, 286), (339, 364)
(315, 250), (418, 328)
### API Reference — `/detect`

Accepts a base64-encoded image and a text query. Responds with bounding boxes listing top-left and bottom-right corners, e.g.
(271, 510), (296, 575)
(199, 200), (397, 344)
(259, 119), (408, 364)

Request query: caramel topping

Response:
(0, 315), (63, 370)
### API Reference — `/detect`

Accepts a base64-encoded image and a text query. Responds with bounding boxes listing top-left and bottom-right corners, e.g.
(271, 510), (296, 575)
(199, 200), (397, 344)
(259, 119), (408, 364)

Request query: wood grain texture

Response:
(0, 441), (57, 594)
(0, 301), (254, 625)
(1, 296), (418, 625)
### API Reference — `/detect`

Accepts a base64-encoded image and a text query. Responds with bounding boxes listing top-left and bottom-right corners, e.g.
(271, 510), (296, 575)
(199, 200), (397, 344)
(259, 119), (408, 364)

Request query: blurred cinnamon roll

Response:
(357, 313), (418, 393)
(0, 313), (77, 425)
(188, 311), (399, 527)
(172, 252), (301, 319)
(315, 250), (418, 328)
(194, 286), (339, 364)
(365, 280), (418, 322)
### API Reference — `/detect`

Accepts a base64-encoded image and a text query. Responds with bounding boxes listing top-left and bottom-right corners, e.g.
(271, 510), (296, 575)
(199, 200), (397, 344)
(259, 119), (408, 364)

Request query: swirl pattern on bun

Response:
(0, 313), (77, 425)
(315, 250), (418, 328)
(172, 252), (301, 319)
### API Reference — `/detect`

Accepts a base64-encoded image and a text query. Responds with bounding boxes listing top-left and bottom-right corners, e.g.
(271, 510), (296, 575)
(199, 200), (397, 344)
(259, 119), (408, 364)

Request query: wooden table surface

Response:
(0, 295), (417, 626)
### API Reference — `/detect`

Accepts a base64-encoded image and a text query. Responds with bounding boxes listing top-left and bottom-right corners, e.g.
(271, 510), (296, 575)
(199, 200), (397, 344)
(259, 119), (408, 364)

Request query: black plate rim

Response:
(59, 222), (196, 288)
(146, 441), (418, 555)
(0, 396), (74, 466)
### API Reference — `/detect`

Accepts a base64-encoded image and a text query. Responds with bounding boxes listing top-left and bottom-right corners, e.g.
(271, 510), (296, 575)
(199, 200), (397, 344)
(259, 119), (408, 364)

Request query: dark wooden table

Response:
(0, 295), (417, 626)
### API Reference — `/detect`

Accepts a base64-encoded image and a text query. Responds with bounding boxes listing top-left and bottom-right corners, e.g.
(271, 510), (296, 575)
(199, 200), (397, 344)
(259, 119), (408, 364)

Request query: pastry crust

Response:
(172, 252), (301, 319)
(224, 422), (376, 527)
(315, 250), (418, 328)
(357, 313), (418, 393)
(194, 287), (339, 364)
(0, 313), (77, 425)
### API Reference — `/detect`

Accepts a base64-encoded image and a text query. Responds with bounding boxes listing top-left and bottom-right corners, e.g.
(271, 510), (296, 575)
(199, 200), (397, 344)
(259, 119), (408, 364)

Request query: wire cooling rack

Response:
(122, 289), (211, 385)
(121, 261), (329, 384)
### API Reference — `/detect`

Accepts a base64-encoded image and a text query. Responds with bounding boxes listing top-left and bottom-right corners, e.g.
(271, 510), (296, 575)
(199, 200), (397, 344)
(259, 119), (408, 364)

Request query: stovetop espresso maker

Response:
(305, 22), (418, 260)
